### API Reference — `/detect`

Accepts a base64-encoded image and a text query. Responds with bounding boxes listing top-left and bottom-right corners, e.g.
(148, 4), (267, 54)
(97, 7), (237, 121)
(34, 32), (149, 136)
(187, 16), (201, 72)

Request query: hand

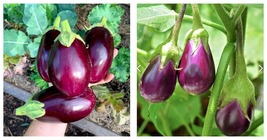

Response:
(88, 49), (118, 87)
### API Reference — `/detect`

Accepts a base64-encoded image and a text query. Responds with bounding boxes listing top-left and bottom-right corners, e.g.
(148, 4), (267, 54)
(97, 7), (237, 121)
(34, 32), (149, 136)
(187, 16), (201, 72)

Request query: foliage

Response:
(92, 85), (125, 113)
(110, 47), (130, 82)
(137, 4), (263, 136)
(88, 4), (125, 47)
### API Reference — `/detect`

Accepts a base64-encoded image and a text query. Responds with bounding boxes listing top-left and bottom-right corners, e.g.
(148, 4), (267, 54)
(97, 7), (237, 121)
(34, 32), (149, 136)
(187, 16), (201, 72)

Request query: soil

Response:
(3, 4), (130, 136)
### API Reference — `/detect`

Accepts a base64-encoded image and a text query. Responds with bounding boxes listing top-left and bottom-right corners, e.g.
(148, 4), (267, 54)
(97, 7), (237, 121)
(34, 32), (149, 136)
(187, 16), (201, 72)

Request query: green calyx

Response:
(15, 99), (45, 120)
(57, 20), (84, 47)
(185, 28), (210, 53)
(150, 34), (180, 69)
(85, 16), (114, 36)
(219, 74), (256, 120)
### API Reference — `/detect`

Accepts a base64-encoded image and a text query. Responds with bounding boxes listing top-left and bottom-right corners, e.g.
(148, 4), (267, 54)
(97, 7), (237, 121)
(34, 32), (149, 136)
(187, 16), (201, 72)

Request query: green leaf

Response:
(109, 47), (130, 82)
(137, 5), (177, 32)
(4, 29), (30, 56)
(56, 4), (75, 11)
(23, 4), (48, 35)
(41, 4), (58, 25)
(6, 55), (21, 65)
(152, 94), (200, 136)
(88, 4), (125, 34)
(113, 33), (121, 47)
(57, 10), (77, 30)
(4, 4), (24, 23)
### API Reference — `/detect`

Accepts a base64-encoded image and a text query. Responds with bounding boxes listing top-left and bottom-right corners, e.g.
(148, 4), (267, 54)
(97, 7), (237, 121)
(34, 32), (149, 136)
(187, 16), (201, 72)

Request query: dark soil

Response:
(3, 4), (130, 136)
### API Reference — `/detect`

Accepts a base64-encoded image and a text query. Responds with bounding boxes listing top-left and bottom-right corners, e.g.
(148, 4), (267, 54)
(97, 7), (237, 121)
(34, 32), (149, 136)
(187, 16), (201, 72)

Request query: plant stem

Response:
(235, 18), (247, 75)
(213, 4), (236, 42)
(137, 48), (148, 57)
(184, 124), (195, 136)
(192, 4), (203, 30)
(137, 119), (149, 136)
(183, 15), (226, 34)
(242, 113), (264, 136)
(171, 4), (187, 45)
(231, 5), (247, 24)
(201, 43), (235, 136)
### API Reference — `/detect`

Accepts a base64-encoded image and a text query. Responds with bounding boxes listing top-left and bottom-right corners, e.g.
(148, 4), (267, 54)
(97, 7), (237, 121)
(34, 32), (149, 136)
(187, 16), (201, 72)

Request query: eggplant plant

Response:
(137, 4), (263, 136)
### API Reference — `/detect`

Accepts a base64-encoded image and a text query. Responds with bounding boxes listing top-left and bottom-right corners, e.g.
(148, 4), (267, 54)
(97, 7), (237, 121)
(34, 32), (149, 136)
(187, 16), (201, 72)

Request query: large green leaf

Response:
(27, 36), (42, 58)
(4, 4), (24, 23)
(57, 10), (77, 30)
(4, 29), (30, 56)
(137, 5), (177, 32)
(109, 47), (130, 82)
(41, 4), (58, 26)
(23, 4), (48, 35)
(88, 4), (125, 34)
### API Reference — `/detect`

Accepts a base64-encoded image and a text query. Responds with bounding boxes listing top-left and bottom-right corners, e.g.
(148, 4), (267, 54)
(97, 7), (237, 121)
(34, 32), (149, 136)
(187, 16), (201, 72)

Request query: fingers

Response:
(113, 49), (118, 58)
(89, 74), (115, 87)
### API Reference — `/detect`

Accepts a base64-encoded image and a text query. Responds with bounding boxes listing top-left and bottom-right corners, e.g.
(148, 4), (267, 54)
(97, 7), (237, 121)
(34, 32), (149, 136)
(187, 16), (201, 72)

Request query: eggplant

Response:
(140, 56), (176, 103)
(37, 30), (60, 82)
(178, 39), (215, 94)
(48, 20), (91, 97)
(32, 86), (96, 123)
(48, 39), (91, 97)
(84, 27), (114, 83)
(216, 100), (253, 136)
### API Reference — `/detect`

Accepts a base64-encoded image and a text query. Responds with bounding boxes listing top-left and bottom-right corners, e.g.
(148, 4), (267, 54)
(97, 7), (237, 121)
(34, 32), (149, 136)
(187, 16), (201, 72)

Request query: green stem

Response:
(183, 15), (226, 34)
(137, 119), (149, 136)
(231, 5), (247, 24)
(184, 124), (195, 136)
(201, 43), (235, 136)
(192, 4), (203, 30)
(235, 18), (247, 75)
(137, 48), (148, 57)
(171, 4), (187, 45)
(213, 4), (236, 42)
(242, 113), (264, 136)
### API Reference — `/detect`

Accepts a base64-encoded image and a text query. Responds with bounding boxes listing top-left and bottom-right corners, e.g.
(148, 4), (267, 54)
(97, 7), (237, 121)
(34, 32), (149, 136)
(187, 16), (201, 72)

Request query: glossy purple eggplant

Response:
(84, 27), (114, 83)
(37, 29), (60, 82)
(140, 56), (176, 103)
(32, 86), (96, 123)
(48, 39), (91, 97)
(178, 39), (215, 94)
(216, 100), (253, 136)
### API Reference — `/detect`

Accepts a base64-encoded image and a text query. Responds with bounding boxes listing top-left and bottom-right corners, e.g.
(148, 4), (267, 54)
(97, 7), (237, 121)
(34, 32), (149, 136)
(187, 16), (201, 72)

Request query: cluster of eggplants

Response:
(31, 20), (114, 122)
(140, 32), (215, 102)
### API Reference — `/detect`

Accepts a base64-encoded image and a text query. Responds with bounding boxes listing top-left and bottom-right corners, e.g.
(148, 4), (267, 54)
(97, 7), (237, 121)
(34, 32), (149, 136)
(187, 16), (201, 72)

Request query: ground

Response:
(3, 4), (130, 136)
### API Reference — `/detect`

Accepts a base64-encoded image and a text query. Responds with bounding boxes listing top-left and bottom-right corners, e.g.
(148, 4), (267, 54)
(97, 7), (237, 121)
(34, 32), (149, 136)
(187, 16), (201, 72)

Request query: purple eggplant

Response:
(48, 39), (91, 97)
(84, 27), (114, 83)
(178, 39), (215, 94)
(31, 86), (96, 123)
(140, 56), (176, 103)
(216, 100), (253, 136)
(37, 29), (60, 82)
